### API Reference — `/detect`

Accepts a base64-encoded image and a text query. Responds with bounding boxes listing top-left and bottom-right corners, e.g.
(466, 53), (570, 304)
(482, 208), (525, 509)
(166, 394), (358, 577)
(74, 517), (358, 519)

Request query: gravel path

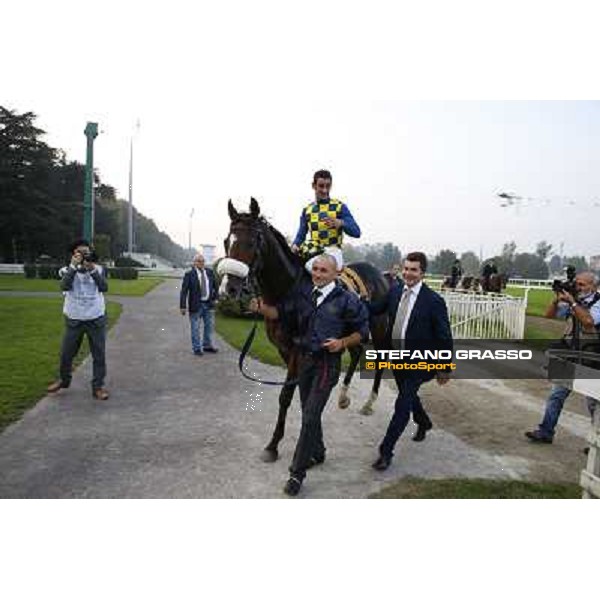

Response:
(0, 281), (590, 497)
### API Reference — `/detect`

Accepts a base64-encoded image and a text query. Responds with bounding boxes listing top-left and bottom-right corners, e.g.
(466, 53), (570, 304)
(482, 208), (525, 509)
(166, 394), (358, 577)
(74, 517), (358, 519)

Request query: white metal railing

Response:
(507, 278), (553, 288)
(0, 263), (24, 274)
(439, 291), (527, 339)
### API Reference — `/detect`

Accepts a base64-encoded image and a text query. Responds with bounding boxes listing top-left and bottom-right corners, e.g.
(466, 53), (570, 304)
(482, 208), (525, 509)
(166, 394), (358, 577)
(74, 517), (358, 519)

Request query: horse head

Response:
(218, 198), (265, 299)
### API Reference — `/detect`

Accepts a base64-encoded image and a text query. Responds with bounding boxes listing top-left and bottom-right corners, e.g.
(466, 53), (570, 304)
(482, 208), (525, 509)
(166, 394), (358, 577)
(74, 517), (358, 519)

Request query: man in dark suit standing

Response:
(180, 254), (219, 355)
(370, 251), (453, 471)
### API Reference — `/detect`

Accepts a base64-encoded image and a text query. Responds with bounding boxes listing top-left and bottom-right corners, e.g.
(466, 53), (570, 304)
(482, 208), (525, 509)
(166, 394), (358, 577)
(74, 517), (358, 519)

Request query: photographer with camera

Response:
(47, 239), (110, 401)
(525, 270), (600, 444)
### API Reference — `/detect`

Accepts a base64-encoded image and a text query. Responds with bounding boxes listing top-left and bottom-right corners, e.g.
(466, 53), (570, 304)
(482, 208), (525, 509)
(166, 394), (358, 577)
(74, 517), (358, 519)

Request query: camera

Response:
(552, 265), (577, 296)
(75, 249), (97, 271)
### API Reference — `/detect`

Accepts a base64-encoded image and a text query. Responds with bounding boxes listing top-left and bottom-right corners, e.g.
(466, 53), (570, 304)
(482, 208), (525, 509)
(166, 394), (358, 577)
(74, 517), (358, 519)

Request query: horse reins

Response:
(233, 219), (303, 387)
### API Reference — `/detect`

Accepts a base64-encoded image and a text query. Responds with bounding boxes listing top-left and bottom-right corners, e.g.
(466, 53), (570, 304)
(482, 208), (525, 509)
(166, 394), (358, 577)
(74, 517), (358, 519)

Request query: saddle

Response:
(338, 266), (370, 301)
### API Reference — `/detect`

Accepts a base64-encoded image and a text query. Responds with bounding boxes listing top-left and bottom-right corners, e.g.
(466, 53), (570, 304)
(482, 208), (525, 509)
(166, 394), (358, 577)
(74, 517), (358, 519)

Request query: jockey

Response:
(291, 169), (361, 272)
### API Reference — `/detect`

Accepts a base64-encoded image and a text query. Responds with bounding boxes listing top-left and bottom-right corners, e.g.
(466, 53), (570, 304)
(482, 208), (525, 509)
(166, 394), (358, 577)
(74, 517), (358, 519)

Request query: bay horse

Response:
(480, 273), (507, 294)
(219, 198), (389, 462)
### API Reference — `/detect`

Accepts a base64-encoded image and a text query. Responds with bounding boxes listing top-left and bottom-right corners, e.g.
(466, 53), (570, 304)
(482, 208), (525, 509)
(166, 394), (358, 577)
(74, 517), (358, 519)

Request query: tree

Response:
(563, 256), (589, 273)
(0, 106), (60, 261)
(459, 251), (480, 276)
(548, 254), (562, 274)
(512, 253), (549, 279)
(0, 106), (190, 265)
(535, 240), (553, 261)
(431, 249), (457, 275)
(380, 242), (401, 269)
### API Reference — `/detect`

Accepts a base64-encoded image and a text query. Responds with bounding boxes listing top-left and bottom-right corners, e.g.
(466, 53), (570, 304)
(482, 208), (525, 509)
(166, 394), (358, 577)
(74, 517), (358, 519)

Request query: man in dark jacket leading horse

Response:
(250, 253), (369, 496)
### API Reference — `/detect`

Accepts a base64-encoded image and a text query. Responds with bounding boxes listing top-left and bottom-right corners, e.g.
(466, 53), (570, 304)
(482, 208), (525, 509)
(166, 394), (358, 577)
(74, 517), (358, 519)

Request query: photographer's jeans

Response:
(539, 384), (597, 438)
(59, 315), (107, 391)
(189, 304), (214, 353)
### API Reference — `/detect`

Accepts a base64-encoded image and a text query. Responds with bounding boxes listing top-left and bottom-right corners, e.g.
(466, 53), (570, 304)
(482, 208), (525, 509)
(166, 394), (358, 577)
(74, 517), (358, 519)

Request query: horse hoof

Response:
(260, 448), (279, 463)
(338, 396), (350, 410)
(359, 405), (374, 416)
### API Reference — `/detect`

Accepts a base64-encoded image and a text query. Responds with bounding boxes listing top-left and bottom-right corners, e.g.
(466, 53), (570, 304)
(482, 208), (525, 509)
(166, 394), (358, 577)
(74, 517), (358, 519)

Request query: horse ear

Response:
(250, 197), (260, 219)
(228, 199), (238, 221)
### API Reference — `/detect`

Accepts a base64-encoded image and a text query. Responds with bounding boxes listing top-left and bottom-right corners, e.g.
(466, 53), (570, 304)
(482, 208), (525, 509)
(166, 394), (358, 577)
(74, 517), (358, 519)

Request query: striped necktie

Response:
(199, 269), (207, 299)
(392, 287), (412, 348)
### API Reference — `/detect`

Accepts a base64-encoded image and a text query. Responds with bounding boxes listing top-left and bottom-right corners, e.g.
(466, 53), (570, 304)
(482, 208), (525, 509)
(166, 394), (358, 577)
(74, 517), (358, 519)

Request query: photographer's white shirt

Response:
(59, 265), (106, 320)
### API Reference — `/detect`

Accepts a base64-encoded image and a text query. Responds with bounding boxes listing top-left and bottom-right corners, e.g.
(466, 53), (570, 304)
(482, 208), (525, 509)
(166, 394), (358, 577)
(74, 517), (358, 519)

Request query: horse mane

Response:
(233, 210), (303, 269)
(262, 218), (303, 268)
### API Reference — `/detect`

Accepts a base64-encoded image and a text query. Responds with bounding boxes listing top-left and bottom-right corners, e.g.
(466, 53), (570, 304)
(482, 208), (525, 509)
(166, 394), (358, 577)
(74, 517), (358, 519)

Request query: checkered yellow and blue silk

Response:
(300, 198), (343, 257)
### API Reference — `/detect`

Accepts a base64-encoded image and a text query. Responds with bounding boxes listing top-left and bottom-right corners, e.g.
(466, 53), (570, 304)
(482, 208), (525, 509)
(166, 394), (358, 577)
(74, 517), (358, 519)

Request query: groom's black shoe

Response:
(413, 420), (433, 442)
(371, 455), (392, 471)
(283, 477), (302, 496)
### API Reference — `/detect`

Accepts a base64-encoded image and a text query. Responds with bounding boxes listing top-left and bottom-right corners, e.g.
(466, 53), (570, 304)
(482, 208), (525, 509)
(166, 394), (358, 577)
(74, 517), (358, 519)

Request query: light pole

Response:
(127, 120), (140, 255)
(188, 208), (195, 257)
(83, 122), (98, 241)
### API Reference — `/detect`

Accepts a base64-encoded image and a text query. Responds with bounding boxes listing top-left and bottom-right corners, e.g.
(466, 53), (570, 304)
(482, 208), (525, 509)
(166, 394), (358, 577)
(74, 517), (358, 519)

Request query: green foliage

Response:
(459, 251), (480, 276)
(37, 264), (61, 279)
(512, 252), (549, 279)
(370, 477), (581, 499)
(217, 296), (254, 318)
(0, 106), (189, 265)
(535, 240), (553, 260)
(215, 314), (285, 367)
(430, 249), (457, 275)
(342, 242), (401, 269)
(115, 256), (144, 267)
(23, 264), (37, 278)
(564, 255), (589, 272)
(108, 267), (138, 280)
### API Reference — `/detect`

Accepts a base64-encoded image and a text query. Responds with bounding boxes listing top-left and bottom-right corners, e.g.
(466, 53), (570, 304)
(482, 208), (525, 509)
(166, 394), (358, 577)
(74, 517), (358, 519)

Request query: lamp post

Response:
(83, 122), (98, 241)
(127, 120), (141, 255)
(188, 208), (195, 257)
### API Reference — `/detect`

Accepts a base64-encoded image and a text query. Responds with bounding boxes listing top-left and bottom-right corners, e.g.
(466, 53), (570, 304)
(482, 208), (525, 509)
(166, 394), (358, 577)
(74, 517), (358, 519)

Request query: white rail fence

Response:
(439, 291), (527, 339)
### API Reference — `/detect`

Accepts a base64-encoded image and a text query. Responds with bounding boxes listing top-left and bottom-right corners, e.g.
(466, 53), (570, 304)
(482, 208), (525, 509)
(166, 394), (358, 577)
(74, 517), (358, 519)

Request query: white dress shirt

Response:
(195, 267), (210, 301)
(314, 281), (336, 307)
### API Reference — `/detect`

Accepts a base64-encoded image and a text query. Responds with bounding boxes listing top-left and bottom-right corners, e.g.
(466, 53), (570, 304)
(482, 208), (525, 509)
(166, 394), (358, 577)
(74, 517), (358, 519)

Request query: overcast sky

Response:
(3, 1), (599, 260)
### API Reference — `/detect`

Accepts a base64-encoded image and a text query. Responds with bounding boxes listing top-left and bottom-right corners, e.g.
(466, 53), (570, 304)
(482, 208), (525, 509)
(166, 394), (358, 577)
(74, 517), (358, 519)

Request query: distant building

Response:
(200, 244), (217, 265)
(589, 255), (600, 272)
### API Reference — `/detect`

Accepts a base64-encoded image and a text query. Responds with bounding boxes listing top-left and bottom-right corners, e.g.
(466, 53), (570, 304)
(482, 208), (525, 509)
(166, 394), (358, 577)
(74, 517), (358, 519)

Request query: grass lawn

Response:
(370, 477), (581, 499)
(0, 297), (122, 431)
(0, 274), (164, 296)
(215, 314), (285, 367)
(505, 286), (554, 317)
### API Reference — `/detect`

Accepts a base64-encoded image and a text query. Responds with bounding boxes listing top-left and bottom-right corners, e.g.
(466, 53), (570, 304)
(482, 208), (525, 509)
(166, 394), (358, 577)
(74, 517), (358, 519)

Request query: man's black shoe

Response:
(193, 350), (204, 356)
(372, 455), (392, 471)
(525, 430), (553, 444)
(413, 421), (433, 442)
(283, 477), (302, 496)
(203, 347), (219, 353)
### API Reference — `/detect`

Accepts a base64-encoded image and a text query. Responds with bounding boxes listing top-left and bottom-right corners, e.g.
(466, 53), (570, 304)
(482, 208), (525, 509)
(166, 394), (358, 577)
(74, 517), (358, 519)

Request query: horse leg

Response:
(338, 345), (361, 409)
(359, 369), (382, 415)
(261, 381), (296, 462)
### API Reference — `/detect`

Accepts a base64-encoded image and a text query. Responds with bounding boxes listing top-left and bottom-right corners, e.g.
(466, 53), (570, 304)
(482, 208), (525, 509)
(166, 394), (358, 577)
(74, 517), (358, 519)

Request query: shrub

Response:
(115, 256), (145, 268)
(37, 264), (61, 279)
(24, 264), (37, 278)
(216, 295), (255, 319)
(109, 267), (138, 280)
